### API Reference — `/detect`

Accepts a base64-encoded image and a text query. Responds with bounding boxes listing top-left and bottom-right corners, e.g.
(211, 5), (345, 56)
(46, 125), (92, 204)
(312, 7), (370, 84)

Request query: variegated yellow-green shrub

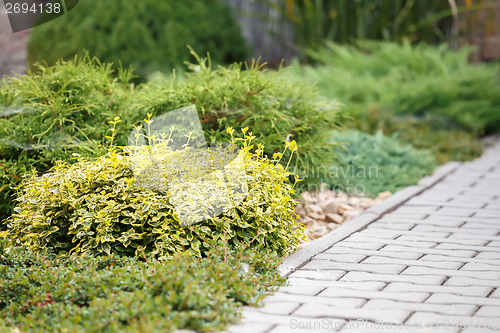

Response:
(2, 130), (305, 259)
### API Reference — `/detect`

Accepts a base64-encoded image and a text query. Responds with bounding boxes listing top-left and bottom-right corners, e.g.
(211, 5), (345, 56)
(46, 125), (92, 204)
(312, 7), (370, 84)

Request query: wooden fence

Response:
(222, 0), (296, 65)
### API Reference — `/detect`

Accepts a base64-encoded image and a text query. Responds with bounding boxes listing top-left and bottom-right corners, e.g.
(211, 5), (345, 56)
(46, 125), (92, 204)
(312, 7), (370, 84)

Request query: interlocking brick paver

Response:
(475, 251), (500, 260)
(302, 260), (406, 275)
(405, 312), (500, 330)
(426, 293), (500, 306)
(314, 253), (367, 263)
(363, 299), (477, 316)
(412, 225), (500, 235)
(460, 263), (500, 272)
(444, 276), (500, 288)
(286, 278), (386, 291)
(264, 292), (365, 308)
(245, 301), (300, 315)
(402, 266), (500, 279)
(318, 288), (429, 303)
(224, 140), (500, 332)
(435, 242), (500, 252)
(292, 303), (410, 324)
(380, 245), (475, 258)
(396, 235), (487, 246)
(475, 306), (500, 317)
(225, 322), (273, 333)
(340, 272), (447, 285)
(268, 322), (344, 333)
(383, 282), (492, 297)
(419, 254), (500, 266)
(362, 256), (463, 270)
(345, 236), (438, 248)
(324, 246), (423, 260)
(289, 270), (346, 281)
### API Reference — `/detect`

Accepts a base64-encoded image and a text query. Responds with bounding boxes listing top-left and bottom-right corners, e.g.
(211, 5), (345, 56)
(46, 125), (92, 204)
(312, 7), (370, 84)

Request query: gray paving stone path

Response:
(224, 139), (500, 333)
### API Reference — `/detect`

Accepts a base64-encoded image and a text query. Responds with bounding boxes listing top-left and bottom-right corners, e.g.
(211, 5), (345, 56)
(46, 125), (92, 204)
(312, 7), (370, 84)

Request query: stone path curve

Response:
(224, 139), (500, 333)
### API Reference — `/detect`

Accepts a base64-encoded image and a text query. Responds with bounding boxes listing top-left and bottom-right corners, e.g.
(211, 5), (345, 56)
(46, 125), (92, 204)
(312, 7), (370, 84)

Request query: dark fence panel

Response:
(222, 0), (296, 65)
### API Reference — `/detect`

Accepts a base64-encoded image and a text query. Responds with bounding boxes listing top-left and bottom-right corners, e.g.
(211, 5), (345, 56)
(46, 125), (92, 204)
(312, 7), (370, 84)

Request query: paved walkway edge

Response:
(279, 161), (462, 277)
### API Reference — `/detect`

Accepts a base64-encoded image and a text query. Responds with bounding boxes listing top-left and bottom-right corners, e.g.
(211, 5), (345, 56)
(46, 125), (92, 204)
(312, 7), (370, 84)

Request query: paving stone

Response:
(325, 246), (423, 260)
(435, 242), (500, 252)
(475, 306), (500, 317)
(461, 222), (500, 230)
(445, 276), (500, 288)
(396, 235), (487, 246)
(447, 233), (500, 241)
(314, 253), (367, 263)
(377, 217), (463, 227)
(345, 236), (438, 249)
(383, 283), (492, 297)
(269, 321), (345, 333)
(382, 213), (429, 219)
(245, 301), (301, 315)
(487, 240), (500, 247)
(412, 225), (499, 235)
(333, 241), (386, 250)
(237, 311), (346, 327)
(405, 312), (500, 330)
(264, 292), (365, 308)
(380, 245), (475, 258)
(225, 322), (274, 333)
(365, 223), (417, 231)
(460, 263), (500, 272)
(473, 211), (500, 219)
(426, 293), (500, 306)
(362, 256), (463, 270)
(363, 299), (477, 316)
(340, 272), (447, 285)
(363, 229), (450, 239)
(318, 288), (429, 303)
(286, 278), (386, 291)
(340, 324), (460, 333)
(277, 285), (325, 296)
(461, 328), (500, 333)
(402, 266), (500, 279)
(433, 207), (477, 217)
(475, 251), (500, 260)
(302, 260), (406, 275)
(289, 270), (346, 281)
(419, 254), (499, 266)
(292, 303), (410, 324)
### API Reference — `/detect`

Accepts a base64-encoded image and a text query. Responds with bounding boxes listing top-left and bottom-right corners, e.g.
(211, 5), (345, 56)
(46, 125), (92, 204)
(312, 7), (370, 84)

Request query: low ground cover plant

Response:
(0, 239), (285, 332)
(27, 0), (247, 80)
(326, 130), (436, 196)
(287, 40), (500, 161)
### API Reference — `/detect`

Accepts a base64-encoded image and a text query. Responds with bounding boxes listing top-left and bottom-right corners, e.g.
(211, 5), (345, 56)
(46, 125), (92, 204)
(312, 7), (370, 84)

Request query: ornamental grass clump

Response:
(3, 128), (305, 259)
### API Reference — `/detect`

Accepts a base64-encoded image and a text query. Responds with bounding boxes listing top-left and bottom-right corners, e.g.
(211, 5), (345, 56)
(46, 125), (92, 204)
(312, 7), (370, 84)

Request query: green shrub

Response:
(126, 55), (342, 186)
(27, 0), (247, 80)
(349, 109), (483, 164)
(288, 41), (500, 135)
(3, 131), (304, 258)
(323, 130), (436, 196)
(0, 239), (285, 332)
(0, 56), (134, 221)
